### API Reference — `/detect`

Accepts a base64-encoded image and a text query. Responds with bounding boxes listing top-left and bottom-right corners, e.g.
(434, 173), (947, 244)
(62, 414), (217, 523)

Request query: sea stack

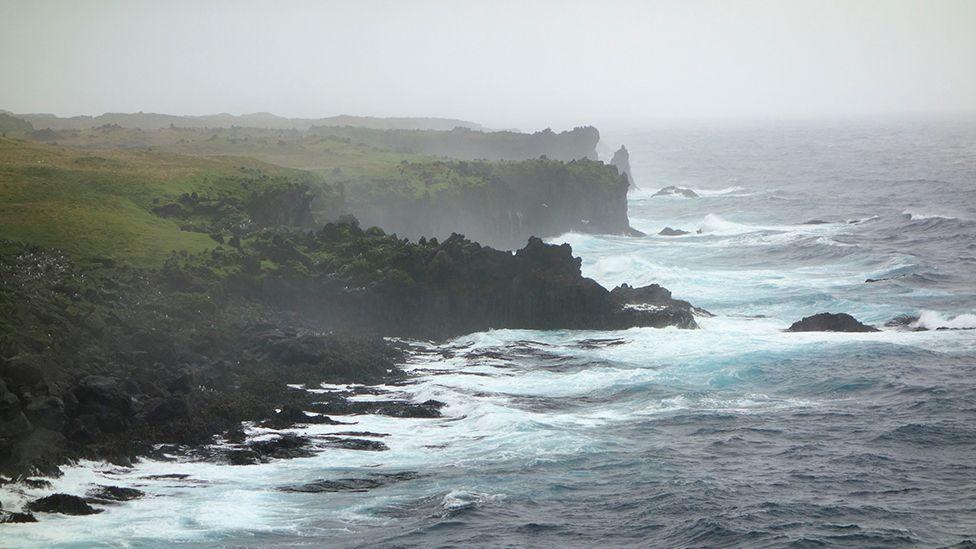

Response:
(610, 145), (636, 189)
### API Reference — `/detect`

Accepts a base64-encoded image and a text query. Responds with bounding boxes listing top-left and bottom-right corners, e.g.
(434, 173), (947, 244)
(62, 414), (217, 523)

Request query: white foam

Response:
(913, 311), (976, 330)
(694, 185), (745, 196)
(902, 209), (959, 221)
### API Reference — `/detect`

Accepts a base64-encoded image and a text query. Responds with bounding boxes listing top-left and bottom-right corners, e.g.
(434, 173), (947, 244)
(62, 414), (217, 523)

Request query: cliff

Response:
(345, 157), (637, 249)
(308, 125), (601, 161)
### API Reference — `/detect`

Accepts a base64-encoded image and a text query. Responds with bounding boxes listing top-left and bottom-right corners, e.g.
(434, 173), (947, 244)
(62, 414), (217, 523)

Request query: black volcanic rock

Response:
(652, 186), (699, 198)
(0, 509), (38, 523)
(786, 313), (879, 332)
(86, 485), (145, 502)
(0, 225), (705, 478)
(27, 494), (102, 515)
(659, 227), (690, 236)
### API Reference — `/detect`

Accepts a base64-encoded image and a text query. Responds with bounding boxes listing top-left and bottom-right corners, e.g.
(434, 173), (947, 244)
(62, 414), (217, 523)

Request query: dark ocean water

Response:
(4, 117), (975, 547)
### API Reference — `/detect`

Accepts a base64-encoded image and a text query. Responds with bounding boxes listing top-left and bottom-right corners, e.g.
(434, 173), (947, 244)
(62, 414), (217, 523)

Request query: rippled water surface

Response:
(4, 118), (976, 547)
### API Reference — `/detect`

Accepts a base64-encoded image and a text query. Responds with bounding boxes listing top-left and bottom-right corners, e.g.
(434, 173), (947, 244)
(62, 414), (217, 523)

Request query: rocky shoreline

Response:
(0, 219), (704, 511)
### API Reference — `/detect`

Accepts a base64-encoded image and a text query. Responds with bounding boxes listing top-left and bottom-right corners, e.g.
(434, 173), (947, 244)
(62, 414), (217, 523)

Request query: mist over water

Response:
(4, 118), (976, 547)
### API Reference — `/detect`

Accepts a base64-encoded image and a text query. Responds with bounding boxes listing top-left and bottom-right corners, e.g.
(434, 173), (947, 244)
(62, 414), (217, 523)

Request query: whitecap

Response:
(902, 209), (959, 221)
(693, 185), (745, 196)
(912, 311), (976, 330)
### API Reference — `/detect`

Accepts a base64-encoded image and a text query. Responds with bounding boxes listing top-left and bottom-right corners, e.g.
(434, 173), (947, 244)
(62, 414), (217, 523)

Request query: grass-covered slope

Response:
(0, 138), (326, 265)
(22, 126), (634, 248)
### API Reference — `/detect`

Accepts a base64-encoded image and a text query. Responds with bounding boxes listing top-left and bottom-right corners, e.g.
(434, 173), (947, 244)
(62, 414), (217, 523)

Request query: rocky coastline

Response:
(0, 218), (703, 494)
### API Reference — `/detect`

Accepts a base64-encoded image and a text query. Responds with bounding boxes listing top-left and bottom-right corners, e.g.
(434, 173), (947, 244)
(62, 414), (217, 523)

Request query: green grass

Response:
(0, 138), (319, 265)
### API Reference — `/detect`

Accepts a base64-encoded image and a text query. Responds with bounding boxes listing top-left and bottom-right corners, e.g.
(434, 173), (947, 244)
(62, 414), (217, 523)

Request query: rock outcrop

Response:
(27, 494), (102, 515)
(786, 313), (879, 332)
(659, 227), (690, 236)
(610, 145), (636, 189)
(652, 186), (699, 198)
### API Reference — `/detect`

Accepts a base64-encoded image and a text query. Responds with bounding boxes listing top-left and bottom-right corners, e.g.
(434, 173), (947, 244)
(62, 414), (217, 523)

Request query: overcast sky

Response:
(1, 0), (974, 129)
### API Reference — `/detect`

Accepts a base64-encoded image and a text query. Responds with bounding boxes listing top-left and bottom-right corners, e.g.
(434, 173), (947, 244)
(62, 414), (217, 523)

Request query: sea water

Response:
(3, 117), (975, 547)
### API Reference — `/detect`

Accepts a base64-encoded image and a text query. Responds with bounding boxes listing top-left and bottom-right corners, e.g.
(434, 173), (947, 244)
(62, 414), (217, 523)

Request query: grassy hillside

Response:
(0, 138), (325, 265)
(13, 125), (631, 249)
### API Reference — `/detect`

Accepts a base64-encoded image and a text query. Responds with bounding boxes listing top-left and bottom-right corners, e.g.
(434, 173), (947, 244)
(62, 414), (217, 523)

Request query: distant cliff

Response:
(10, 111), (483, 132)
(308, 125), (600, 161)
(0, 112), (32, 135)
(344, 157), (637, 249)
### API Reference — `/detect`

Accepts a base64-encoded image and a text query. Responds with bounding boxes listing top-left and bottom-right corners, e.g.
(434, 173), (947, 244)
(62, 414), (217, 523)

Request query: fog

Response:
(1, 0), (974, 129)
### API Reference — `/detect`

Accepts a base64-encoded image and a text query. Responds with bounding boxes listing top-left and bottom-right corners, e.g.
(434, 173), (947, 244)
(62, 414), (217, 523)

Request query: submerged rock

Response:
(279, 472), (419, 493)
(658, 227), (690, 236)
(321, 437), (389, 451)
(651, 186), (699, 198)
(786, 313), (879, 333)
(27, 493), (102, 515)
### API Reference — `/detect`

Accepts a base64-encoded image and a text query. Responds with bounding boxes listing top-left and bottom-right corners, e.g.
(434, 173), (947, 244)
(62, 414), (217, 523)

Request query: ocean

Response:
(4, 116), (975, 547)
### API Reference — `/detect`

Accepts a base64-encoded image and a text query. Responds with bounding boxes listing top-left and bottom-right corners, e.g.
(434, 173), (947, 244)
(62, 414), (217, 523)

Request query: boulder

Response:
(27, 493), (102, 515)
(0, 509), (38, 523)
(86, 485), (145, 502)
(651, 186), (699, 198)
(786, 313), (879, 332)
(659, 227), (690, 236)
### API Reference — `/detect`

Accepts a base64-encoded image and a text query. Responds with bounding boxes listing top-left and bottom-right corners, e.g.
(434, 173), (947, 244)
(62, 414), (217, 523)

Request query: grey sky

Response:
(1, 0), (974, 129)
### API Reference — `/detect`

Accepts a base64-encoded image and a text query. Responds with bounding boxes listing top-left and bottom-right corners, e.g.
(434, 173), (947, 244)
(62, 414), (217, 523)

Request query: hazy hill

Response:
(0, 112), (32, 134)
(10, 111), (483, 132)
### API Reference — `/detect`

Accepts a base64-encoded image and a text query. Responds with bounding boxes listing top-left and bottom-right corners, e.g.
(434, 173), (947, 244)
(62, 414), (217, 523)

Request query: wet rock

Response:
(651, 186), (699, 198)
(260, 405), (342, 430)
(309, 398), (444, 419)
(803, 219), (830, 225)
(27, 493), (102, 515)
(610, 283), (711, 317)
(0, 509), (38, 523)
(21, 478), (53, 490)
(658, 227), (690, 236)
(86, 485), (144, 502)
(330, 431), (390, 438)
(279, 472), (418, 493)
(139, 473), (190, 480)
(370, 400), (444, 419)
(279, 477), (386, 493)
(220, 433), (318, 465)
(885, 314), (923, 330)
(321, 437), (389, 451)
(786, 313), (880, 333)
